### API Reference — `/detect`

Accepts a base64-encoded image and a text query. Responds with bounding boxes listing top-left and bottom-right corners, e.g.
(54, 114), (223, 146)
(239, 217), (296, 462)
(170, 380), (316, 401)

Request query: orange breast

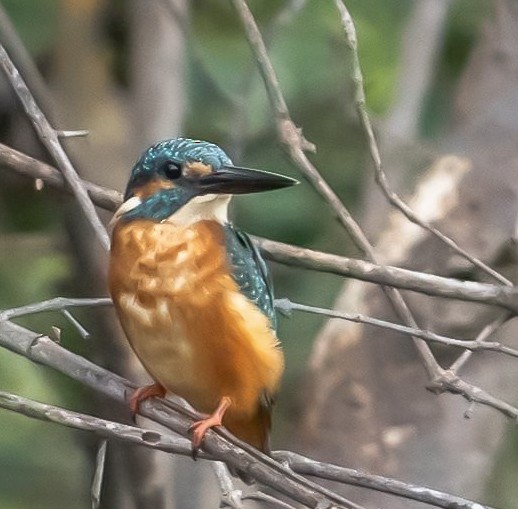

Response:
(109, 219), (284, 436)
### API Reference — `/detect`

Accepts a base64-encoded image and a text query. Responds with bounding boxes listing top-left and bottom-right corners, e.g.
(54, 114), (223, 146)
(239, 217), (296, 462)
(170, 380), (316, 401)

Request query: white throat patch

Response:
(166, 194), (231, 225)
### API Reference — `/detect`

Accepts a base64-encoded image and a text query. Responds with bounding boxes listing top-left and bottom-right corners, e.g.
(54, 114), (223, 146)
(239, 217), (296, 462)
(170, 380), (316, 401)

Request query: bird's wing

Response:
(223, 224), (277, 331)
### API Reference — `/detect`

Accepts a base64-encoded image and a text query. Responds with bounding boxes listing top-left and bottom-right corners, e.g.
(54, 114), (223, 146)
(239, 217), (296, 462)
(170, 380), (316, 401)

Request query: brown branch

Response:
(333, 0), (512, 287)
(0, 319), (494, 509)
(275, 451), (491, 509)
(0, 319), (363, 509)
(0, 44), (110, 250)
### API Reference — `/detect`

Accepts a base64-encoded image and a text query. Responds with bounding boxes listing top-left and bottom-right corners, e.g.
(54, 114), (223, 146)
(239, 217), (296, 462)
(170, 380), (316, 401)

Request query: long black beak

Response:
(194, 166), (298, 195)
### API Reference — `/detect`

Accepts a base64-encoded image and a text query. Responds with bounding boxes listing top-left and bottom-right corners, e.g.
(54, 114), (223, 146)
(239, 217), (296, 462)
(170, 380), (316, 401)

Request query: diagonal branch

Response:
(333, 0), (512, 287)
(275, 451), (490, 509)
(2, 143), (518, 312)
(0, 319), (362, 509)
(0, 44), (110, 250)
(0, 320), (495, 509)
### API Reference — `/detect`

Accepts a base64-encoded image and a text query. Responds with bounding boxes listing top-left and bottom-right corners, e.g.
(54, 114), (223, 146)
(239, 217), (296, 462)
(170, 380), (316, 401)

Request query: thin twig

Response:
(91, 440), (107, 509)
(0, 320), (363, 509)
(0, 320), (494, 509)
(275, 451), (490, 509)
(0, 142), (122, 211)
(61, 309), (91, 340)
(449, 312), (514, 373)
(0, 297), (111, 321)
(5, 294), (518, 361)
(3, 144), (517, 312)
(275, 299), (518, 359)
(212, 462), (244, 509)
(0, 44), (110, 250)
(230, 0), (442, 381)
(333, 0), (512, 288)
(243, 492), (297, 509)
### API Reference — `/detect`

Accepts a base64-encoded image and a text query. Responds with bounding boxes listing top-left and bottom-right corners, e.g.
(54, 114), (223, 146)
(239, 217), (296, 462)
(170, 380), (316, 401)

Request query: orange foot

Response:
(129, 382), (166, 416)
(189, 396), (232, 458)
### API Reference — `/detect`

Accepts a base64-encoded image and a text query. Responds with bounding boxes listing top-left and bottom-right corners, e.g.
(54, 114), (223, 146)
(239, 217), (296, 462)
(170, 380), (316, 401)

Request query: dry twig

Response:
(229, 0), (518, 418)
(333, 0), (511, 287)
(0, 44), (110, 250)
(0, 319), (492, 509)
(2, 144), (517, 312)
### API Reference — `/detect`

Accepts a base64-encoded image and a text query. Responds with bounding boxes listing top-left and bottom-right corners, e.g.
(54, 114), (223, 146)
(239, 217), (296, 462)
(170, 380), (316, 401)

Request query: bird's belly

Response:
(116, 293), (204, 401)
(109, 219), (283, 417)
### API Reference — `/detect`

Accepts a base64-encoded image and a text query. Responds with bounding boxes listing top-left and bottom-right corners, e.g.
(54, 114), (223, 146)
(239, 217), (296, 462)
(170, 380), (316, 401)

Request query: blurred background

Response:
(1, 0), (518, 508)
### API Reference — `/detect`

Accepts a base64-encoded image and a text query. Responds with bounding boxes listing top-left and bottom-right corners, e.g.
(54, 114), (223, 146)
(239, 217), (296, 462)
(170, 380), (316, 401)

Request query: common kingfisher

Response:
(109, 138), (296, 453)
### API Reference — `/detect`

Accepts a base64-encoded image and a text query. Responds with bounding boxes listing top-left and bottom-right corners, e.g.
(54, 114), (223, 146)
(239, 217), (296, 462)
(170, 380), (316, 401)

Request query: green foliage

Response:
(0, 249), (88, 508)
(2, 0), (59, 55)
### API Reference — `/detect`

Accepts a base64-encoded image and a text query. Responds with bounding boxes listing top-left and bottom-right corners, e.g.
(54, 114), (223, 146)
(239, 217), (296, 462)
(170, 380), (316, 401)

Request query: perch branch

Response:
(0, 320), (493, 509)
(0, 390), (204, 458)
(0, 320), (362, 509)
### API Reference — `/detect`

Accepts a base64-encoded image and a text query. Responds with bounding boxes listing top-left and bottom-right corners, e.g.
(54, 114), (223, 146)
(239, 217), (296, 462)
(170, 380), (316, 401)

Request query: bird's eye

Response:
(163, 161), (182, 180)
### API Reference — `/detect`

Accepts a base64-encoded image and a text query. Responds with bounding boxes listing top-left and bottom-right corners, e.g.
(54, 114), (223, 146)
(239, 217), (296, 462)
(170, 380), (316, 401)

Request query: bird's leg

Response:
(129, 382), (166, 416)
(189, 396), (232, 457)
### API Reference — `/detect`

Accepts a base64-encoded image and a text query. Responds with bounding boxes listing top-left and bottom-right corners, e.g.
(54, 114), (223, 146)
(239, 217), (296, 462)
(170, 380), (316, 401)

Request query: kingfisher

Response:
(109, 138), (297, 453)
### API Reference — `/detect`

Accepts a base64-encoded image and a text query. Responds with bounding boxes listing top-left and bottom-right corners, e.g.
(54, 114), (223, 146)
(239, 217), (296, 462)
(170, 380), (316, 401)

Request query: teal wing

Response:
(223, 224), (277, 331)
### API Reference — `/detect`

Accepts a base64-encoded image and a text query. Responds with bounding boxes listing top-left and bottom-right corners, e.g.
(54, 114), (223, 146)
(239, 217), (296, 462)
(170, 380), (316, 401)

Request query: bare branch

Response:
(0, 319), (363, 509)
(56, 129), (90, 139)
(91, 440), (107, 509)
(0, 142), (122, 211)
(276, 299), (518, 359)
(0, 44), (110, 250)
(0, 319), (496, 508)
(3, 144), (516, 312)
(449, 312), (514, 373)
(257, 237), (518, 312)
(0, 297), (111, 321)
(243, 492), (297, 509)
(274, 451), (490, 509)
(333, 0), (512, 287)
(0, 390), (204, 458)
(61, 309), (91, 340)
(212, 462), (244, 509)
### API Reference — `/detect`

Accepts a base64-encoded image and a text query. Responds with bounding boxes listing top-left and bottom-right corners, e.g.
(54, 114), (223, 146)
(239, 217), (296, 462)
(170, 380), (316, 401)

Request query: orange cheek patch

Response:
(134, 179), (175, 199)
(185, 161), (213, 176)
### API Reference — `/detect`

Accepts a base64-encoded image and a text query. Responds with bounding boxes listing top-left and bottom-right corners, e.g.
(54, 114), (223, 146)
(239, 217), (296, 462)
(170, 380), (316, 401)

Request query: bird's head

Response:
(114, 138), (297, 224)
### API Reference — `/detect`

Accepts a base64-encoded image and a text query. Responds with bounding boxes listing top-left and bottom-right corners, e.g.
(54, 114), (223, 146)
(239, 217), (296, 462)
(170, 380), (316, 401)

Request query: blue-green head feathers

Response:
(124, 138), (233, 201)
(120, 137), (297, 222)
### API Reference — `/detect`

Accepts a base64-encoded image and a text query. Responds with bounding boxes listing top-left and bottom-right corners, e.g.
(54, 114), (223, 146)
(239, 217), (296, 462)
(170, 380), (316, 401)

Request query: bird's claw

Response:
(129, 383), (166, 417)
